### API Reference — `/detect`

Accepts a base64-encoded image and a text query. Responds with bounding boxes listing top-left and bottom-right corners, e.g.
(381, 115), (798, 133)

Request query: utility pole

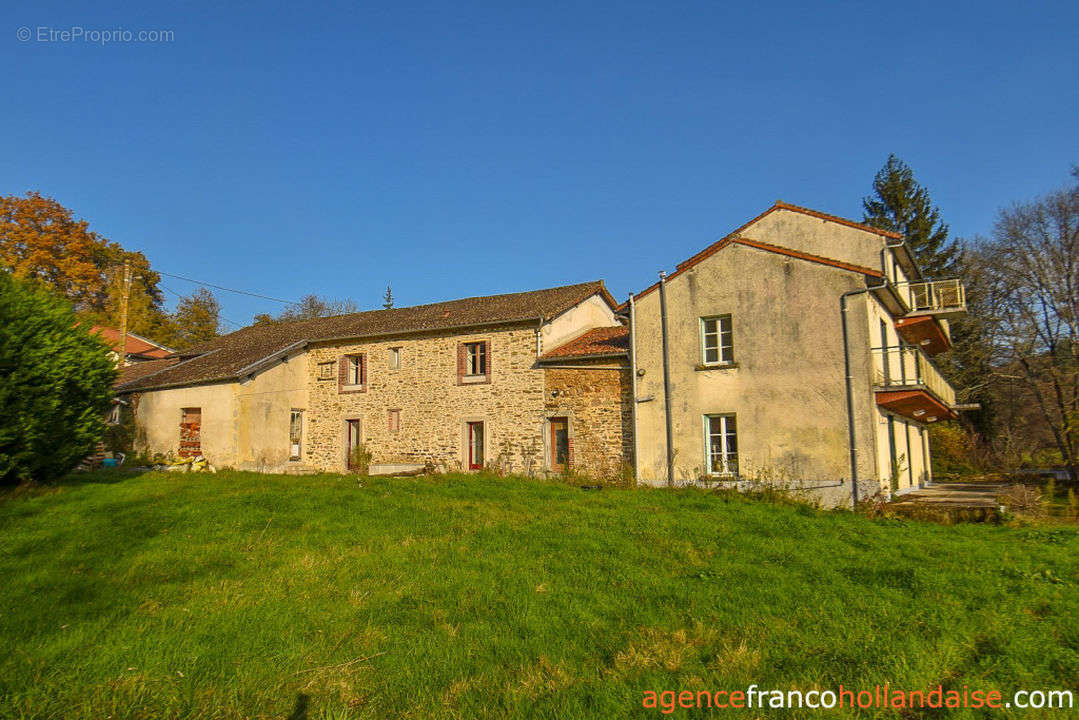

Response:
(118, 260), (132, 366)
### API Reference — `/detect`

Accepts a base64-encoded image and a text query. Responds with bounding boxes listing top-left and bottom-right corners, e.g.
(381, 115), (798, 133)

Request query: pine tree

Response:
(862, 155), (960, 278)
(383, 285), (394, 310)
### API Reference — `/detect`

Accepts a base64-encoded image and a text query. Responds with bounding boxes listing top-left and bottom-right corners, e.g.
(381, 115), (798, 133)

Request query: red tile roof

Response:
(540, 325), (629, 360)
(91, 326), (175, 359)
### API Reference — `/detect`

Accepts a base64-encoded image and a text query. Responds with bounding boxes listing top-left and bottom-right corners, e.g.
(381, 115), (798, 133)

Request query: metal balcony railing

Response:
(899, 279), (966, 315)
(872, 345), (956, 408)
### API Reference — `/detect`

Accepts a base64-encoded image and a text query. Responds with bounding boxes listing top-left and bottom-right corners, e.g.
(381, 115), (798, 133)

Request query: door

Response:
(346, 419), (362, 469)
(467, 421), (484, 470)
(549, 417), (569, 473)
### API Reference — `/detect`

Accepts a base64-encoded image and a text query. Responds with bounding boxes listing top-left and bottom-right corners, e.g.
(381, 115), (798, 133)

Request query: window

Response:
(339, 354), (366, 392)
(347, 356), (363, 385)
(107, 403), (121, 426)
(318, 361), (335, 380)
(700, 316), (733, 365)
(289, 410), (303, 461)
(704, 414), (738, 476)
(465, 342), (486, 376)
(458, 341), (491, 384)
(388, 347), (401, 369)
(388, 409), (400, 433)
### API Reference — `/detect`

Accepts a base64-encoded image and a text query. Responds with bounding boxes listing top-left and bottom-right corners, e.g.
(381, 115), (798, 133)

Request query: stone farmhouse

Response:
(117, 202), (967, 506)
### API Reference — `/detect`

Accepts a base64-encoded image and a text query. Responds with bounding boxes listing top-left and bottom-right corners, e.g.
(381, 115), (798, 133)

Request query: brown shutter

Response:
(360, 353), (367, 386)
(457, 342), (466, 384)
(483, 340), (491, 381)
(338, 356), (348, 392)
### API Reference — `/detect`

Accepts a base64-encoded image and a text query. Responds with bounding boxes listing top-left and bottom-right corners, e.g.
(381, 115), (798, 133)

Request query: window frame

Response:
(388, 347), (401, 370)
(703, 413), (738, 478)
(458, 340), (491, 384)
(699, 315), (734, 366)
(465, 341), (486, 377)
(338, 353), (367, 393)
(388, 408), (401, 433)
(289, 409), (304, 462)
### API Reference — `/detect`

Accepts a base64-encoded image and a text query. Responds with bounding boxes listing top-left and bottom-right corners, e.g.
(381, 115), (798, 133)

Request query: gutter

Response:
(840, 239), (904, 508)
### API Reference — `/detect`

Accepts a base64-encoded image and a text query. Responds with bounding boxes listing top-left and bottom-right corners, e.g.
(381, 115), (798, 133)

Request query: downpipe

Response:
(658, 272), (675, 487)
(841, 241), (904, 509)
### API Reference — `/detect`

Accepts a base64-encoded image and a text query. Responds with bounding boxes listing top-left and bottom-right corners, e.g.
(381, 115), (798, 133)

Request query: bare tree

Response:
(979, 174), (1078, 479)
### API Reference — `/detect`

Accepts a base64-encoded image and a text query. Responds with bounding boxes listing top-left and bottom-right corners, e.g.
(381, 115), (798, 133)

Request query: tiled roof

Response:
(118, 281), (614, 392)
(91, 326), (175, 359)
(540, 325), (629, 360)
(115, 357), (180, 387)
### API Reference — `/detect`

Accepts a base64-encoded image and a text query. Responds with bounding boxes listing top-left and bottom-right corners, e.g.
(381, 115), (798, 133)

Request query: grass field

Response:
(1, 470), (1077, 719)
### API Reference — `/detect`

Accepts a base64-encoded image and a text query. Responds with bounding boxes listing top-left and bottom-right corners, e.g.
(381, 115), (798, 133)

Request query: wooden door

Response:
(467, 422), (484, 470)
(549, 417), (569, 473)
(346, 419), (362, 469)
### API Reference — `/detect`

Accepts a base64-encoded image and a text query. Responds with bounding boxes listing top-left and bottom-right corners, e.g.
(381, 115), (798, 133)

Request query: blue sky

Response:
(4, 1), (1077, 328)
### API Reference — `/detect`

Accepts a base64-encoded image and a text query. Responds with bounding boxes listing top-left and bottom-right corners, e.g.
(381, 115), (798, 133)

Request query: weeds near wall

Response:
(348, 443), (373, 476)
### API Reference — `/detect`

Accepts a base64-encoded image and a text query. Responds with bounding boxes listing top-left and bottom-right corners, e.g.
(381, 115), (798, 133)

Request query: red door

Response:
(467, 422), (484, 470)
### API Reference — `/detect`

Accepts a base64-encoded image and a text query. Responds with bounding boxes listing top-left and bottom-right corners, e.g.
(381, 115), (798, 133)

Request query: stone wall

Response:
(303, 325), (550, 474)
(543, 359), (633, 481)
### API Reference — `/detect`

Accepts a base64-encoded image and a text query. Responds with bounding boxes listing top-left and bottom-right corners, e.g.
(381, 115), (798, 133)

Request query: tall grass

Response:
(1, 470), (1076, 719)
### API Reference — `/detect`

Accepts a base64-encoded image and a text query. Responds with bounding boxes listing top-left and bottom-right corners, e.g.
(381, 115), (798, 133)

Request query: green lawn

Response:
(1, 471), (1076, 719)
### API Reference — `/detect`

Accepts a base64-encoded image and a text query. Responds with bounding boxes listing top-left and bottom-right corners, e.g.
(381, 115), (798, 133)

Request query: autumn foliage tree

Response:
(0, 191), (218, 349)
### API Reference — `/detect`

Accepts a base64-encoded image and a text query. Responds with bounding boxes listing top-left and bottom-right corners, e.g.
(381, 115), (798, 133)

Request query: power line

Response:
(160, 284), (246, 330)
(156, 270), (297, 305)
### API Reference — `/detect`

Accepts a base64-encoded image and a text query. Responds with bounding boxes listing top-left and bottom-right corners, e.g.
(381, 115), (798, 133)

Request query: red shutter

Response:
(483, 340), (491, 381)
(457, 343), (466, 384)
(338, 356), (348, 392)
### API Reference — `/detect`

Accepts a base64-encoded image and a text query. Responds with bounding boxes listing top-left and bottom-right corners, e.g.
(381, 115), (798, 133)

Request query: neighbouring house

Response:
(115, 201), (967, 505)
(91, 326), (175, 365)
(115, 281), (633, 476)
(628, 201), (965, 504)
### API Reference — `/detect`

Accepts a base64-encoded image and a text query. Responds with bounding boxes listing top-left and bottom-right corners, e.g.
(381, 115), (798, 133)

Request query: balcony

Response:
(895, 315), (951, 356)
(872, 346), (957, 422)
(900, 279), (966, 318)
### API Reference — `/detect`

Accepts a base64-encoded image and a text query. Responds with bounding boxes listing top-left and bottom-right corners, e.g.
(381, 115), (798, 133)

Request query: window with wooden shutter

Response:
(458, 341), (491, 384)
(338, 353), (367, 393)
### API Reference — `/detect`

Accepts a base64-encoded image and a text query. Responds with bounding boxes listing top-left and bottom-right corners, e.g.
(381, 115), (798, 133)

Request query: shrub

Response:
(0, 273), (116, 483)
(348, 443), (372, 475)
(996, 484), (1045, 519)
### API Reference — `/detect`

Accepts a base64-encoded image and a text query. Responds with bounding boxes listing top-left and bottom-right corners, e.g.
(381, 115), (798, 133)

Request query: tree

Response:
(0, 192), (109, 307)
(978, 173), (1078, 479)
(383, 285), (394, 309)
(863, 156), (996, 454)
(0, 272), (116, 484)
(0, 191), (173, 342)
(863, 155), (960, 278)
(259, 295), (359, 324)
(171, 288), (220, 347)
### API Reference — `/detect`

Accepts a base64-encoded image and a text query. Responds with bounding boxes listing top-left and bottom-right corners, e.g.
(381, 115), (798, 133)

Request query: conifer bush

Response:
(0, 273), (116, 483)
